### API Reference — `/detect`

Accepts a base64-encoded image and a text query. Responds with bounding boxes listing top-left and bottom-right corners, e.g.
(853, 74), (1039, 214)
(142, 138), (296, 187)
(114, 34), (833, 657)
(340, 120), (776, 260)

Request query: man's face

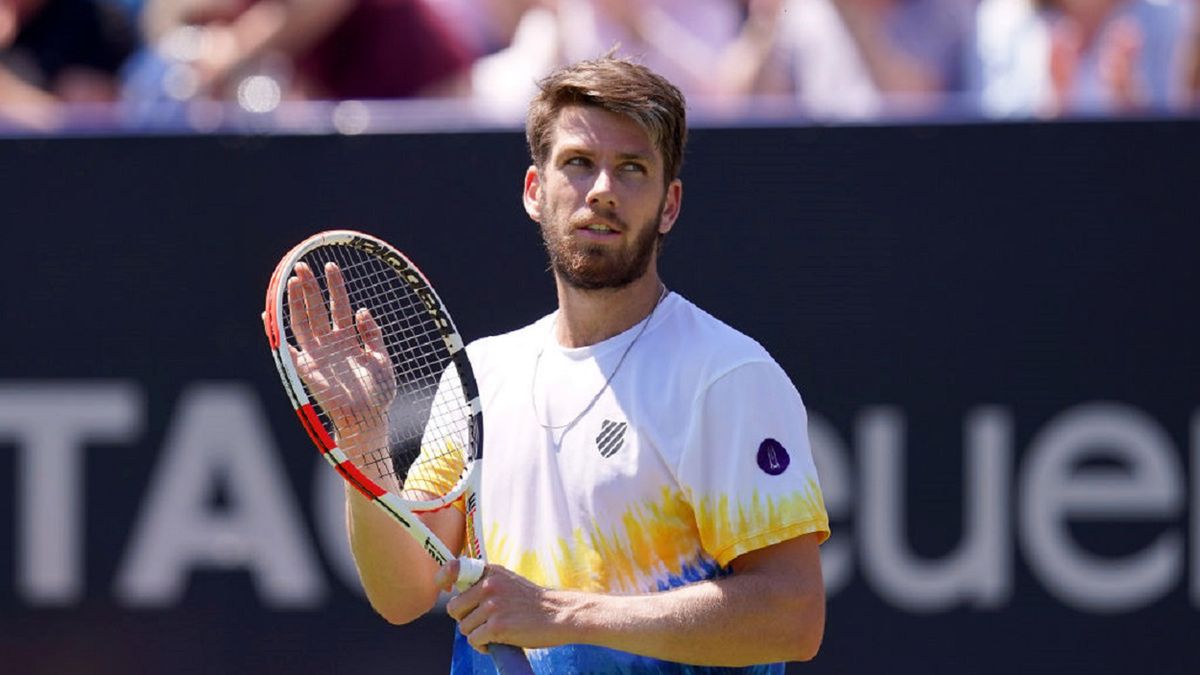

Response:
(524, 105), (682, 290)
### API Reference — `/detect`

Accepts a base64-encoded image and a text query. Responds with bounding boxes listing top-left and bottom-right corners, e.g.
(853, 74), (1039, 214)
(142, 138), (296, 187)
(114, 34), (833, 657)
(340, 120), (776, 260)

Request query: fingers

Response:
(356, 308), (396, 410)
(326, 262), (354, 332)
(289, 261), (357, 355)
(457, 598), (494, 643)
(296, 262), (332, 343)
(1101, 18), (1145, 105)
(287, 274), (317, 353)
(445, 575), (495, 654)
(445, 566), (549, 654)
(435, 558), (462, 594)
(356, 307), (386, 356)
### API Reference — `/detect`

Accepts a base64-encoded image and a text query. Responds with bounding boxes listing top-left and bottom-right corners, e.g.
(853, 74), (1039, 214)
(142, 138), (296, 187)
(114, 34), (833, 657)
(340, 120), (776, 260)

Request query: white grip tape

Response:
(455, 556), (487, 592)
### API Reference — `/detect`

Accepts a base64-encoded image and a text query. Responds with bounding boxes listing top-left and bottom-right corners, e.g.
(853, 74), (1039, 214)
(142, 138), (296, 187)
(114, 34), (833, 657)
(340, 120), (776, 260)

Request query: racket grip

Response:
(491, 644), (534, 674)
(454, 556), (487, 591)
(454, 558), (534, 674)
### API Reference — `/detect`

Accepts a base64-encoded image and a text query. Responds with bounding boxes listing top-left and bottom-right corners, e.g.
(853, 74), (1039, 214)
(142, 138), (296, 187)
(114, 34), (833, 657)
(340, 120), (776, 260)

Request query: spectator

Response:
(711, 0), (795, 100)
(468, 0), (801, 117)
(774, 0), (971, 119)
(426, 0), (547, 59)
(975, 0), (1192, 117)
(1182, 0), (1200, 105)
(127, 0), (473, 107)
(0, 0), (135, 127)
(556, 0), (750, 100)
(467, 0), (561, 116)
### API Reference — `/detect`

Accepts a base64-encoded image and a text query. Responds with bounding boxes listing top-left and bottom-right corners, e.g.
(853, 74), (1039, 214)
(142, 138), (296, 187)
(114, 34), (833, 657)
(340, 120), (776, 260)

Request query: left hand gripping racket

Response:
(263, 230), (532, 674)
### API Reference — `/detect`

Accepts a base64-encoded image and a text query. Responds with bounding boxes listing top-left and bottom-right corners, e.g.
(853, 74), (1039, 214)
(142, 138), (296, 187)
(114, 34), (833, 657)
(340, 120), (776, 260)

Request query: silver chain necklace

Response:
(530, 285), (669, 437)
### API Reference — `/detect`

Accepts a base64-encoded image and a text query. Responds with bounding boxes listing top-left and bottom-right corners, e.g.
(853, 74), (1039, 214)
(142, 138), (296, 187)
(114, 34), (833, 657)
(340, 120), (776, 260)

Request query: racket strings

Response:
(283, 244), (471, 497)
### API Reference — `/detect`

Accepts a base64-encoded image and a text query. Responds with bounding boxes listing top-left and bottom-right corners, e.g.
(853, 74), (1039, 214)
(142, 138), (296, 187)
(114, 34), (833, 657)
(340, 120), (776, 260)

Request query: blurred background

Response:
(2, 0), (1199, 129)
(1, 0), (1198, 673)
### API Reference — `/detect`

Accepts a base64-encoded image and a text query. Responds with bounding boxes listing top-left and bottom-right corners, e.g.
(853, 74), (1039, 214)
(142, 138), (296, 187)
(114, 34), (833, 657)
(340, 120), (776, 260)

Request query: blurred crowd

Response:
(1, 0), (1199, 130)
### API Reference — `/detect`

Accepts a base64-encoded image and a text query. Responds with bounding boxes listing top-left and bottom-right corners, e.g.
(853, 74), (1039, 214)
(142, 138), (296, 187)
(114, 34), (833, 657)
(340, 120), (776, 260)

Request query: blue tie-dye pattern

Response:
(654, 556), (728, 592)
(451, 634), (784, 675)
(449, 558), (780, 674)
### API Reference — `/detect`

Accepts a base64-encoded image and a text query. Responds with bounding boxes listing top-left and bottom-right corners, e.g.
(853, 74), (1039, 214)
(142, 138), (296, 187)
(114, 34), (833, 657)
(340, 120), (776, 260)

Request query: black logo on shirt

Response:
(596, 420), (628, 458)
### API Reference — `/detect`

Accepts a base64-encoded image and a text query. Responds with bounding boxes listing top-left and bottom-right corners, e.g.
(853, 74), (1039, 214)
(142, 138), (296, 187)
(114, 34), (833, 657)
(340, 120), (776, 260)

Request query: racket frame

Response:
(264, 229), (485, 566)
(267, 230), (533, 674)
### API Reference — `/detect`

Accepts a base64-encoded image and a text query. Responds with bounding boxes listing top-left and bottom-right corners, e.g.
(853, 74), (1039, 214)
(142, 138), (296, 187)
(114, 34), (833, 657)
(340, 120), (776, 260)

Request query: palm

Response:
(287, 261), (397, 453)
(294, 326), (395, 435)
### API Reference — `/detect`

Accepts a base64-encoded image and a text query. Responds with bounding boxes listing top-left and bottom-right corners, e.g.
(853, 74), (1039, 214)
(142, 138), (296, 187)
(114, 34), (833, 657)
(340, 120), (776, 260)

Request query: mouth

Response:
(573, 217), (623, 238)
(582, 223), (617, 233)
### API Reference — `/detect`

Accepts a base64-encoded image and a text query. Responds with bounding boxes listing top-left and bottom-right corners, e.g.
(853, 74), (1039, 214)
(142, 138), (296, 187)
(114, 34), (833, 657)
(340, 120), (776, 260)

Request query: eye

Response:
(620, 162), (647, 173)
(564, 156), (592, 168)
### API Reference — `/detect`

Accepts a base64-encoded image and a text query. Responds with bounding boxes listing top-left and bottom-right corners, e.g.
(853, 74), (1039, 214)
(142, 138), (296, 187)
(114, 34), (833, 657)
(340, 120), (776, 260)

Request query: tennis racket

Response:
(263, 230), (532, 674)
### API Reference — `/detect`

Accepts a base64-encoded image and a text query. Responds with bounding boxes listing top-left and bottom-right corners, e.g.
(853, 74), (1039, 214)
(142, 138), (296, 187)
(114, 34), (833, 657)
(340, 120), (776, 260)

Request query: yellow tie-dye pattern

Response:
(695, 494), (733, 561)
(486, 522), (558, 588)
(517, 548), (549, 586)
(403, 440), (465, 500)
(699, 478), (830, 565)
(610, 486), (706, 591)
(483, 522), (509, 567)
(485, 481), (828, 593)
(554, 531), (600, 590)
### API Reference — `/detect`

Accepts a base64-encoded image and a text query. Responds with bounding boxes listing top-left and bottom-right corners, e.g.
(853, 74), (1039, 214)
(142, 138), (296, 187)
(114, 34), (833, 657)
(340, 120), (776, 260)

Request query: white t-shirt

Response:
(442, 292), (828, 673)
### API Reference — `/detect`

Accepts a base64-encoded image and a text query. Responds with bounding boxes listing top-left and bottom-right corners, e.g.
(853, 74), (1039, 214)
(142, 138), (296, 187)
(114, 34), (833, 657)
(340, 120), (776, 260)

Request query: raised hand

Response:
(1100, 17), (1148, 113)
(287, 261), (397, 464)
(1048, 18), (1083, 116)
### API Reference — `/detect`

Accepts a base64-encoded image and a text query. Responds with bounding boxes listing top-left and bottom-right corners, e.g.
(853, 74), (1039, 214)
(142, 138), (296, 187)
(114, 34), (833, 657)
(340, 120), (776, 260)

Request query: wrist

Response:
(543, 589), (598, 647)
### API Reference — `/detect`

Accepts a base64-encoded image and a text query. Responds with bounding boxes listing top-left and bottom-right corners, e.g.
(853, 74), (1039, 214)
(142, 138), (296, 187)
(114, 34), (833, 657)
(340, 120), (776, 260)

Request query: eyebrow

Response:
(556, 146), (654, 162)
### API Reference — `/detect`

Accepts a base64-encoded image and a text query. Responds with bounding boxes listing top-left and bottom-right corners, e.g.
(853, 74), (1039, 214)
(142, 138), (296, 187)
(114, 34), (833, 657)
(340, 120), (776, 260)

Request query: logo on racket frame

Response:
(424, 537), (449, 565)
(351, 235), (455, 337)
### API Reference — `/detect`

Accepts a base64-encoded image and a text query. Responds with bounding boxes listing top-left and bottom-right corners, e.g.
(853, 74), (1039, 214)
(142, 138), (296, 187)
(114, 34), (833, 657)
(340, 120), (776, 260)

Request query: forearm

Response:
(714, 15), (786, 98)
(837, 7), (941, 94)
(0, 65), (57, 106)
(550, 567), (824, 665)
(227, 0), (355, 63)
(343, 426), (461, 626)
(0, 66), (60, 130)
(345, 485), (444, 624)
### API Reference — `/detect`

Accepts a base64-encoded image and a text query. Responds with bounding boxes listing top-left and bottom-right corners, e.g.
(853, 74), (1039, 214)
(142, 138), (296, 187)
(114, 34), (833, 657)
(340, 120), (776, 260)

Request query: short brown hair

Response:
(526, 56), (688, 185)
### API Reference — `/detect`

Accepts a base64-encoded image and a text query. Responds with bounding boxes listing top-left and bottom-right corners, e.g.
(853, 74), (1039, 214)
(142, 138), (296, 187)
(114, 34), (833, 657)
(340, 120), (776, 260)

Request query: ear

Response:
(522, 165), (542, 221)
(657, 179), (683, 235)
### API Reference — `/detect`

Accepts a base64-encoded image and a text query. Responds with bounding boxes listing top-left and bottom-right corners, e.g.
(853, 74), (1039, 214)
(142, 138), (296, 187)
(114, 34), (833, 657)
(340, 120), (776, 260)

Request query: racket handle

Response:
(454, 558), (534, 673)
(490, 643), (534, 674)
(454, 556), (487, 591)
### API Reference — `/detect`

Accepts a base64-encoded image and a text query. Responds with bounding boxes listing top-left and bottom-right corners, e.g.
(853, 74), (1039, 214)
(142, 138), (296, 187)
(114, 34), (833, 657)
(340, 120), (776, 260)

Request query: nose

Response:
(587, 169), (617, 209)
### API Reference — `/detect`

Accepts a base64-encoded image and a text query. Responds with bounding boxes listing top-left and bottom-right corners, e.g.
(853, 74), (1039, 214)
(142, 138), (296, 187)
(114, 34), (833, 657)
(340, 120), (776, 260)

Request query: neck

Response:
(553, 271), (666, 348)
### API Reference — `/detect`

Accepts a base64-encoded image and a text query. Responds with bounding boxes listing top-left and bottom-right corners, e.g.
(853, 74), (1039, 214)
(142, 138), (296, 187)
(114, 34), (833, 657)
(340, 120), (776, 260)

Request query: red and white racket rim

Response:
(263, 229), (482, 514)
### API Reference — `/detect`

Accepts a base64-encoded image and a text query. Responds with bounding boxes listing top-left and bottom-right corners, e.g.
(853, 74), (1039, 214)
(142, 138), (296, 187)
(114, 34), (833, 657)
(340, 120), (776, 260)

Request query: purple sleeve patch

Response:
(756, 438), (790, 476)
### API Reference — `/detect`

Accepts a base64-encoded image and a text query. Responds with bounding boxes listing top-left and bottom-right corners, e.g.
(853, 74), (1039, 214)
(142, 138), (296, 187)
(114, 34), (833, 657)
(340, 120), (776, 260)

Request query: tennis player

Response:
(345, 56), (829, 673)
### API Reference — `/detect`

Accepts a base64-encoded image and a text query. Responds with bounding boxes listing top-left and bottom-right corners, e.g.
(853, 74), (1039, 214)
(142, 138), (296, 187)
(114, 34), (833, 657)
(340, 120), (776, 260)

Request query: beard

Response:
(539, 196), (665, 291)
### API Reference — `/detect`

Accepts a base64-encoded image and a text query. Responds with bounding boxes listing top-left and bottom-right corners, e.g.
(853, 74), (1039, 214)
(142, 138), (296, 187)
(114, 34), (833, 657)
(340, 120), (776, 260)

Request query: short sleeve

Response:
(677, 360), (830, 567)
(401, 361), (469, 508)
